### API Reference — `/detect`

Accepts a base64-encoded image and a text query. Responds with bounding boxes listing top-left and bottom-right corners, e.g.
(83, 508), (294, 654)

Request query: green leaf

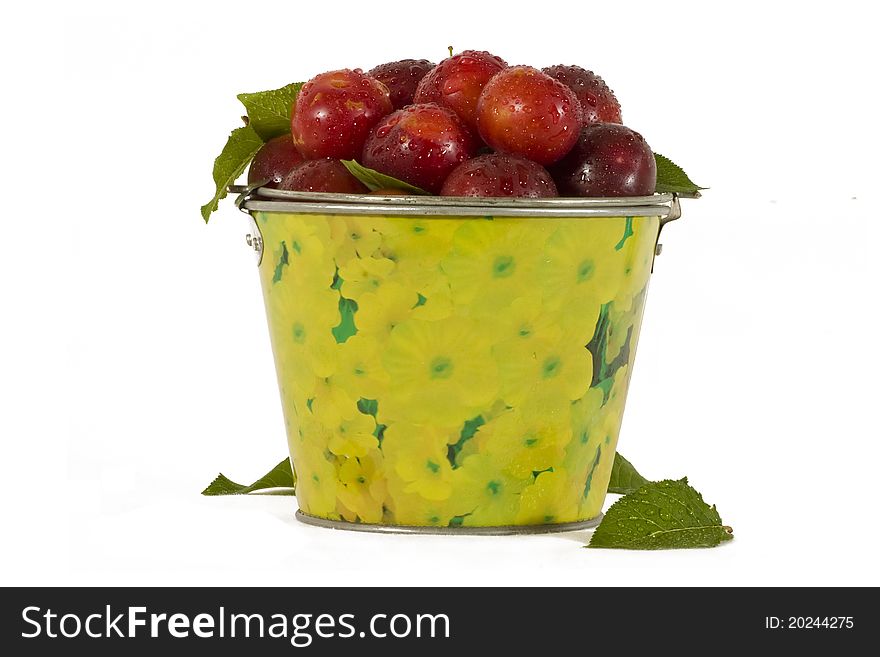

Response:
(586, 302), (613, 388)
(202, 458), (295, 496)
(447, 415), (485, 468)
(588, 478), (733, 550)
(356, 398), (386, 442)
(614, 217), (634, 251)
(654, 153), (705, 198)
(341, 160), (430, 195)
(607, 452), (649, 494)
(237, 82), (304, 141)
(357, 398), (379, 416)
(201, 125), (264, 223)
(332, 296), (358, 343)
(330, 268), (343, 290)
(272, 241), (289, 284)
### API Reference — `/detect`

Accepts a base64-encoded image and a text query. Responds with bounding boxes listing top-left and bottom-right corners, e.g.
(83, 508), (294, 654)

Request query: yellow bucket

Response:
(240, 189), (680, 534)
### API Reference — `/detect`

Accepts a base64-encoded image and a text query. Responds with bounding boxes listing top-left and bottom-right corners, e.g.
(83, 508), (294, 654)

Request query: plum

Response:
(476, 66), (582, 165)
(440, 154), (557, 198)
(361, 103), (478, 194)
(291, 69), (392, 160)
(550, 123), (656, 196)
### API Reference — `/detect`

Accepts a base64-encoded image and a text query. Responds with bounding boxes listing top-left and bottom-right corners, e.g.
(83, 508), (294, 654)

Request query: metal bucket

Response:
(237, 187), (680, 535)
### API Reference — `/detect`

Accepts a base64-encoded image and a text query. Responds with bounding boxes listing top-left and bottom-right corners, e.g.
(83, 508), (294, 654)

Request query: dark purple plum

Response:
(551, 123), (656, 197)
(440, 154), (557, 198)
(279, 159), (368, 194)
(247, 134), (304, 187)
(369, 59), (435, 110)
(542, 65), (622, 125)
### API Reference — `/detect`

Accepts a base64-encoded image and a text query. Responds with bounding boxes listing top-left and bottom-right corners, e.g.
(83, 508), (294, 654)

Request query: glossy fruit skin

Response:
(542, 65), (622, 125)
(290, 69), (393, 160)
(279, 159), (368, 194)
(550, 123), (656, 197)
(369, 59), (435, 110)
(413, 50), (506, 132)
(247, 134), (304, 187)
(361, 103), (478, 194)
(476, 66), (583, 166)
(440, 154), (558, 198)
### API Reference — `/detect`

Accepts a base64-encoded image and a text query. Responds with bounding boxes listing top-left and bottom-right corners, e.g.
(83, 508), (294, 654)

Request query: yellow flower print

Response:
(515, 469), (581, 525)
(267, 286), (339, 379)
(261, 239), (288, 291)
(563, 387), (605, 474)
(441, 220), (544, 317)
(287, 411), (328, 453)
(256, 211), (652, 527)
(383, 482), (457, 527)
(258, 213), (335, 290)
(331, 334), (391, 400)
(378, 216), (458, 266)
(327, 411), (378, 458)
(600, 365), (631, 440)
(452, 453), (529, 526)
(481, 408), (572, 480)
(573, 369), (633, 518)
(540, 220), (626, 310)
(409, 274), (454, 321)
(329, 216), (383, 265)
(488, 294), (562, 350)
(386, 258), (437, 290)
(604, 299), (645, 367)
(291, 251), (338, 293)
(287, 214), (332, 255)
(336, 451), (386, 524)
(308, 377), (357, 431)
(568, 387), (606, 446)
(382, 423), (455, 500)
(570, 367), (630, 470)
(517, 385), (574, 433)
(494, 336), (593, 406)
(338, 256), (396, 302)
(293, 440), (338, 519)
(558, 294), (603, 348)
(615, 216), (658, 309)
(355, 282), (419, 341)
(578, 442), (612, 520)
(381, 317), (499, 426)
(277, 380), (312, 442)
(283, 216), (336, 287)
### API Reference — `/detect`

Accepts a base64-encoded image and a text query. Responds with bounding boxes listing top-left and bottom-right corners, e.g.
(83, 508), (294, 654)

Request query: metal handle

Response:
(245, 231), (263, 256)
(243, 213), (264, 265)
(651, 194), (686, 270)
(659, 194), (682, 227)
(228, 184), (266, 265)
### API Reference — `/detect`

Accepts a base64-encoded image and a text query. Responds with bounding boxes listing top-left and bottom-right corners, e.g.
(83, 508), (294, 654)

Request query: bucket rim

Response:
(233, 185), (681, 219)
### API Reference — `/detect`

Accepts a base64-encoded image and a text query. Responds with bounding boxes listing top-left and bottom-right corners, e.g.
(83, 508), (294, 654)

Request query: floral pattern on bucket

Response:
(256, 211), (659, 527)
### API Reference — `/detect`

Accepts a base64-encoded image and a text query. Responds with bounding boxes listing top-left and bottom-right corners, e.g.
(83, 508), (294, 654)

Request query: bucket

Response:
(238, 187), (680, 534)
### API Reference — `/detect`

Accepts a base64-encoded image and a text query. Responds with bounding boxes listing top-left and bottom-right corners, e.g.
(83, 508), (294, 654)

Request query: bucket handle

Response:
(231, 184), (265, 265)
(651, 194), (683, 270)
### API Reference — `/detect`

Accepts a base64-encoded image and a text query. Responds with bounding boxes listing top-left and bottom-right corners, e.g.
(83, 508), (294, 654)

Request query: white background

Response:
(1, 0), (879, 586)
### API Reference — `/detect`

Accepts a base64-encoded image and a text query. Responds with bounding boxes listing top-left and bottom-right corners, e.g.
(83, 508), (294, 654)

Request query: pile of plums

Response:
(248, 51), (657, 198)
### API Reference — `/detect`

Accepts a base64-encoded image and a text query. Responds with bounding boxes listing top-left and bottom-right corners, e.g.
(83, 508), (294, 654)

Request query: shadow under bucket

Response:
(238, 188), (680, 534)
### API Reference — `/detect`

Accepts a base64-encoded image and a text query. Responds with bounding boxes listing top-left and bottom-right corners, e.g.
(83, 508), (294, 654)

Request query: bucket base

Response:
(295, 510), (603, 536)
